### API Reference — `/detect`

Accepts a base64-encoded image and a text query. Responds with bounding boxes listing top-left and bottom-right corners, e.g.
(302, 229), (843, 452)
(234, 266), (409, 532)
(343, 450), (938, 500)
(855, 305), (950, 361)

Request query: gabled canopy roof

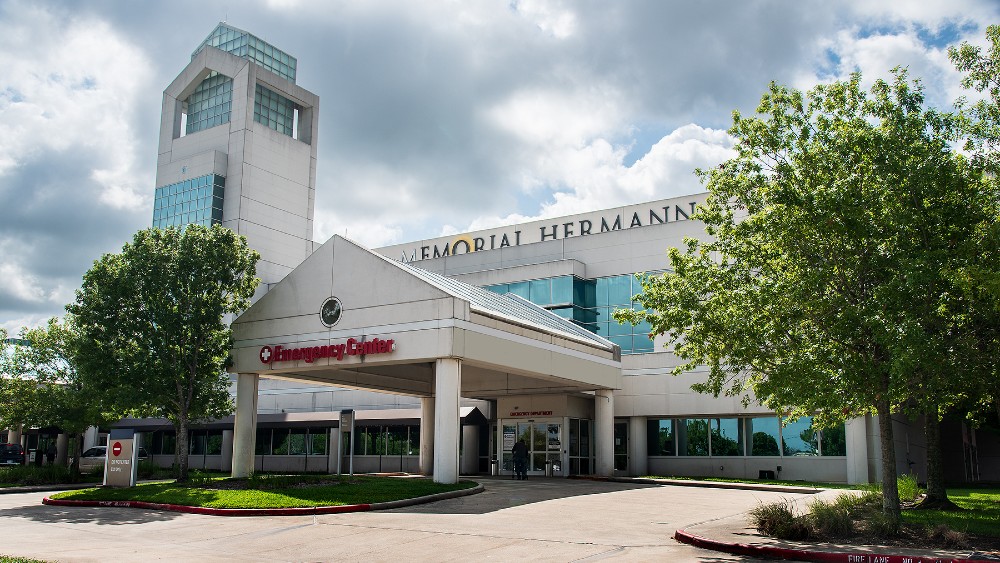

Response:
(231, 235), (622, 397)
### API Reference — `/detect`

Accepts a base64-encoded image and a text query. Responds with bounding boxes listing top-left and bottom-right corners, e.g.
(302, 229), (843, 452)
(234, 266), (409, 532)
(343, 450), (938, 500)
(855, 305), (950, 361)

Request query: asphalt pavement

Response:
(0, 476), (996, 562)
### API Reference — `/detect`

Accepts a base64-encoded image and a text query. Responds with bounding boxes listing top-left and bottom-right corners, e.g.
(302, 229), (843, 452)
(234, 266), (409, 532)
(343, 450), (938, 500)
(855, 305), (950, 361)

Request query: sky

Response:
(1, 0), (997, 334)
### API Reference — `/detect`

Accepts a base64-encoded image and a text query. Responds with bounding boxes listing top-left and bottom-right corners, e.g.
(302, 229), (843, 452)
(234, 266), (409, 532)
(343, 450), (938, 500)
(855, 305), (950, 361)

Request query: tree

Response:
(0, 318), (116, 472)
(615, 69), (991, 523)
(949, 25), (1000, 428)
(68, 225), (259, 481)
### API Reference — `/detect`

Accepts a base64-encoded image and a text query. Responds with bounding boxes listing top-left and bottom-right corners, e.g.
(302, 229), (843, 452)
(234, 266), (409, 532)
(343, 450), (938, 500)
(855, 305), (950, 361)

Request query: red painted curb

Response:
(674, 528), (999, 563)
(42, 497), (371, 516)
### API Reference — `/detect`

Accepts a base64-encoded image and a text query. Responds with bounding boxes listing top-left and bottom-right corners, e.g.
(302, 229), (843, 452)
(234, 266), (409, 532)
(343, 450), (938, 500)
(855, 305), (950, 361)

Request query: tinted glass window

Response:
(821, 423), (847, 456)
(711, 418), (744, 456)
(647, 419), (675, 456)
(678, 418), (709, 456)
(748, 417), (782, 456)
(551, 276), (573, 304)
(782, 417), (819, 456)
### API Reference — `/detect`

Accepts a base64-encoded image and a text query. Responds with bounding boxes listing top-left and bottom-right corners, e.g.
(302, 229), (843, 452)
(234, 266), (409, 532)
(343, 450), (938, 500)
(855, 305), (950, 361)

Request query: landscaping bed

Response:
(48, 474), (478, 509)
(0, 466), (99, 488)
(748, 485), (1000, 552)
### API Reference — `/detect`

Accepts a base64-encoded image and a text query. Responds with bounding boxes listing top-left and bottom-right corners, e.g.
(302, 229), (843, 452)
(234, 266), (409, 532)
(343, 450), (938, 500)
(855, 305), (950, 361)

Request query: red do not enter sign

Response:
(112, 442), (122, 457)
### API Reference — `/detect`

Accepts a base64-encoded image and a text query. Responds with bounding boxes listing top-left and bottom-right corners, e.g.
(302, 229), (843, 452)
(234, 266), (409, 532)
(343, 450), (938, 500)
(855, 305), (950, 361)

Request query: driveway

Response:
(0, 477), (810, 562)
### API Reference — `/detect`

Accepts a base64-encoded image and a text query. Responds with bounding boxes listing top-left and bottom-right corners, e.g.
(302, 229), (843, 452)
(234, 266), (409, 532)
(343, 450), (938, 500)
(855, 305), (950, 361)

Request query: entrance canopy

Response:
(231, 236), (622, 397)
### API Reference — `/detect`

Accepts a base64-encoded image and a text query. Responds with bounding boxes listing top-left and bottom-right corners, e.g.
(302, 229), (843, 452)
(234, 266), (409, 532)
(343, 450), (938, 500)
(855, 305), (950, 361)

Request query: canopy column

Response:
(433, 358), (461, 484)
(420, 397), (435, 476)
(232, 373), (259, 478)
(595, 389), (614, 476)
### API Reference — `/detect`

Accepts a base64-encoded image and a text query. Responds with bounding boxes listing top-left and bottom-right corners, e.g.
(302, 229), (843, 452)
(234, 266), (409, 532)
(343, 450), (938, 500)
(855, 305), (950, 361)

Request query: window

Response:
(508, 281), (529, 299)
(148, 431), (176, 456)
(189, 432), (207, 455)
(782, 417), (819, 456)
(152, 174), (225, 229)
(254, 84), (298, 138)
(351, 425), (417, 456)
(748, 417), (781, 456)
(820, 423), (847, 456)
(551, 276), (573, 305)
(647, 419), (675, 456)
(528, 278), (551, 305)
(206, 432), (222, 455)
(677, 418), (709, 456)
(185, 72), (233, 134)
(309, 428), (328, 456)
(255, 429), (272, 455)
(287, 429), (307, 455)
(710, 418), (744, 456)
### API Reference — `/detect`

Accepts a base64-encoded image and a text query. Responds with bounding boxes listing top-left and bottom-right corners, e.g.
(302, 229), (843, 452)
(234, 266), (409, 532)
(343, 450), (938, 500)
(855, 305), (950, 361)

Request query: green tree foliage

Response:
(615, 69), (995, 522)
(68, 225), (259, 481)
(949, 25), (1000, 428)
(0, 318), (116, 471)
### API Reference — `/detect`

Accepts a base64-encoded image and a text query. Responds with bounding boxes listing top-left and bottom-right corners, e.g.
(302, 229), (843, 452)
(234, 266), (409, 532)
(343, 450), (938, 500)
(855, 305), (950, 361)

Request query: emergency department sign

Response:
(104, 428), (138, 487)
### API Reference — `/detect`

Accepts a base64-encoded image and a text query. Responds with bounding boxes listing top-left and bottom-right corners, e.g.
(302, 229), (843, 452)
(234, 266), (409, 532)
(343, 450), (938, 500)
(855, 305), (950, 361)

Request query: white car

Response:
(74, 446), (149, 471)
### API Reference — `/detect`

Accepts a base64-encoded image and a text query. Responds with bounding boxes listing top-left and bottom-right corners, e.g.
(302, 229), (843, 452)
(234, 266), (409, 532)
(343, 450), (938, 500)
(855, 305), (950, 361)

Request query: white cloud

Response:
(0, 3), (153, 211)
(511, 0), (578, 39)
(450, 123), (735, 234)
(486, 85), (628, 148)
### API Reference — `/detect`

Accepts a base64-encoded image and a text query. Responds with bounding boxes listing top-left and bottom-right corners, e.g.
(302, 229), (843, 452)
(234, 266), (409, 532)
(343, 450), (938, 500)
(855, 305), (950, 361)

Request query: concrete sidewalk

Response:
(0, 476), (785, 562)
(1, 476), (997, 562)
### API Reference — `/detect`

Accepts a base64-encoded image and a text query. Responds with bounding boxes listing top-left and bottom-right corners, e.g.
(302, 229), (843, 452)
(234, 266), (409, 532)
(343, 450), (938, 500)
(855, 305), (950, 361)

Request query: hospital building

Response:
(22, 22), (990, 486)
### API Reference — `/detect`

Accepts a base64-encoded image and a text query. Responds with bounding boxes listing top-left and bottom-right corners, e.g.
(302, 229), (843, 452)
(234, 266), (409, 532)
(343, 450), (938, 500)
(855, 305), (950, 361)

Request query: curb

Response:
(569, 475), (824, 494)
(41, 482), (485, 517)
(674, 528), (1000, 563)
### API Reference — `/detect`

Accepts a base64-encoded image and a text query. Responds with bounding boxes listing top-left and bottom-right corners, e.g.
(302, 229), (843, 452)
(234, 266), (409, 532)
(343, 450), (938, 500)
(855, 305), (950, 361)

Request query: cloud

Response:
(455, 123), (735, 233)
(0, 3), (153, 208)
(1, 0), (998, 330)
(0, 2), (153, 331)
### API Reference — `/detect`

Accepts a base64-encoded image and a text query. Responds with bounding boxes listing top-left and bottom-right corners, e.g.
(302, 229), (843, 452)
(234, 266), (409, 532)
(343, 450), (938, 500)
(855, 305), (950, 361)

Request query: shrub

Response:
(808, 497), (854, 538)
(0, 464), (86, 486)
(897, 473), (922, 503)
(834, 489), (879, 511)
(188, 469), (213, 486)
(748, 500), (811, 540)
(136, 459), (173, 480)
(864, 510), (901, 537)
(927, 524), (967, 549)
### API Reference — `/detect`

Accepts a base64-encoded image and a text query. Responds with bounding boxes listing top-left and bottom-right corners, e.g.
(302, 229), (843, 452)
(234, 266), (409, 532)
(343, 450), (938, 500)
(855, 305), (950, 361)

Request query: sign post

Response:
(340, 409), (355, 477)
(104, 428), (137, 487)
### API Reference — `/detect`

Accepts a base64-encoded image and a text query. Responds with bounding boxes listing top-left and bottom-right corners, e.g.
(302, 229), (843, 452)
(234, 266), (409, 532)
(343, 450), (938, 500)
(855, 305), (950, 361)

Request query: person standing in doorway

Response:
(512, 439), (528, 480)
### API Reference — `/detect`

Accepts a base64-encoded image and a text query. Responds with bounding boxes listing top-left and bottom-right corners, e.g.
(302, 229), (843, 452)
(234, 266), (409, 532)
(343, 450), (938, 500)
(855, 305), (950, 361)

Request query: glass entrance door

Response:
(614, 420), (628, 472)
(568, 418), (593, 475)
(501, 421), (562, 476)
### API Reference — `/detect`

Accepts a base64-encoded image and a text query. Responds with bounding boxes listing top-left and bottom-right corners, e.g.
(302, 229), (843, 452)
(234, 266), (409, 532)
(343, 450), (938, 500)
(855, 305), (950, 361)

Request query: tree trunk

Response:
(70, 434), (82, 475)
(919, 411), (960, 510)
(876, 397), (901, 524)
(923, 411), (946, 502)
(176, 419), (189, 482)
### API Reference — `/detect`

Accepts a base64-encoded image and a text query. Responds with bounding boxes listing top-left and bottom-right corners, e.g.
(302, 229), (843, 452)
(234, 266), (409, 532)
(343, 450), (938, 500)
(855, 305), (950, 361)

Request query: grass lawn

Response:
(901, 488), (1000, 537)
(1, 556), (46, 563)
(49, 474), (477, 509)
